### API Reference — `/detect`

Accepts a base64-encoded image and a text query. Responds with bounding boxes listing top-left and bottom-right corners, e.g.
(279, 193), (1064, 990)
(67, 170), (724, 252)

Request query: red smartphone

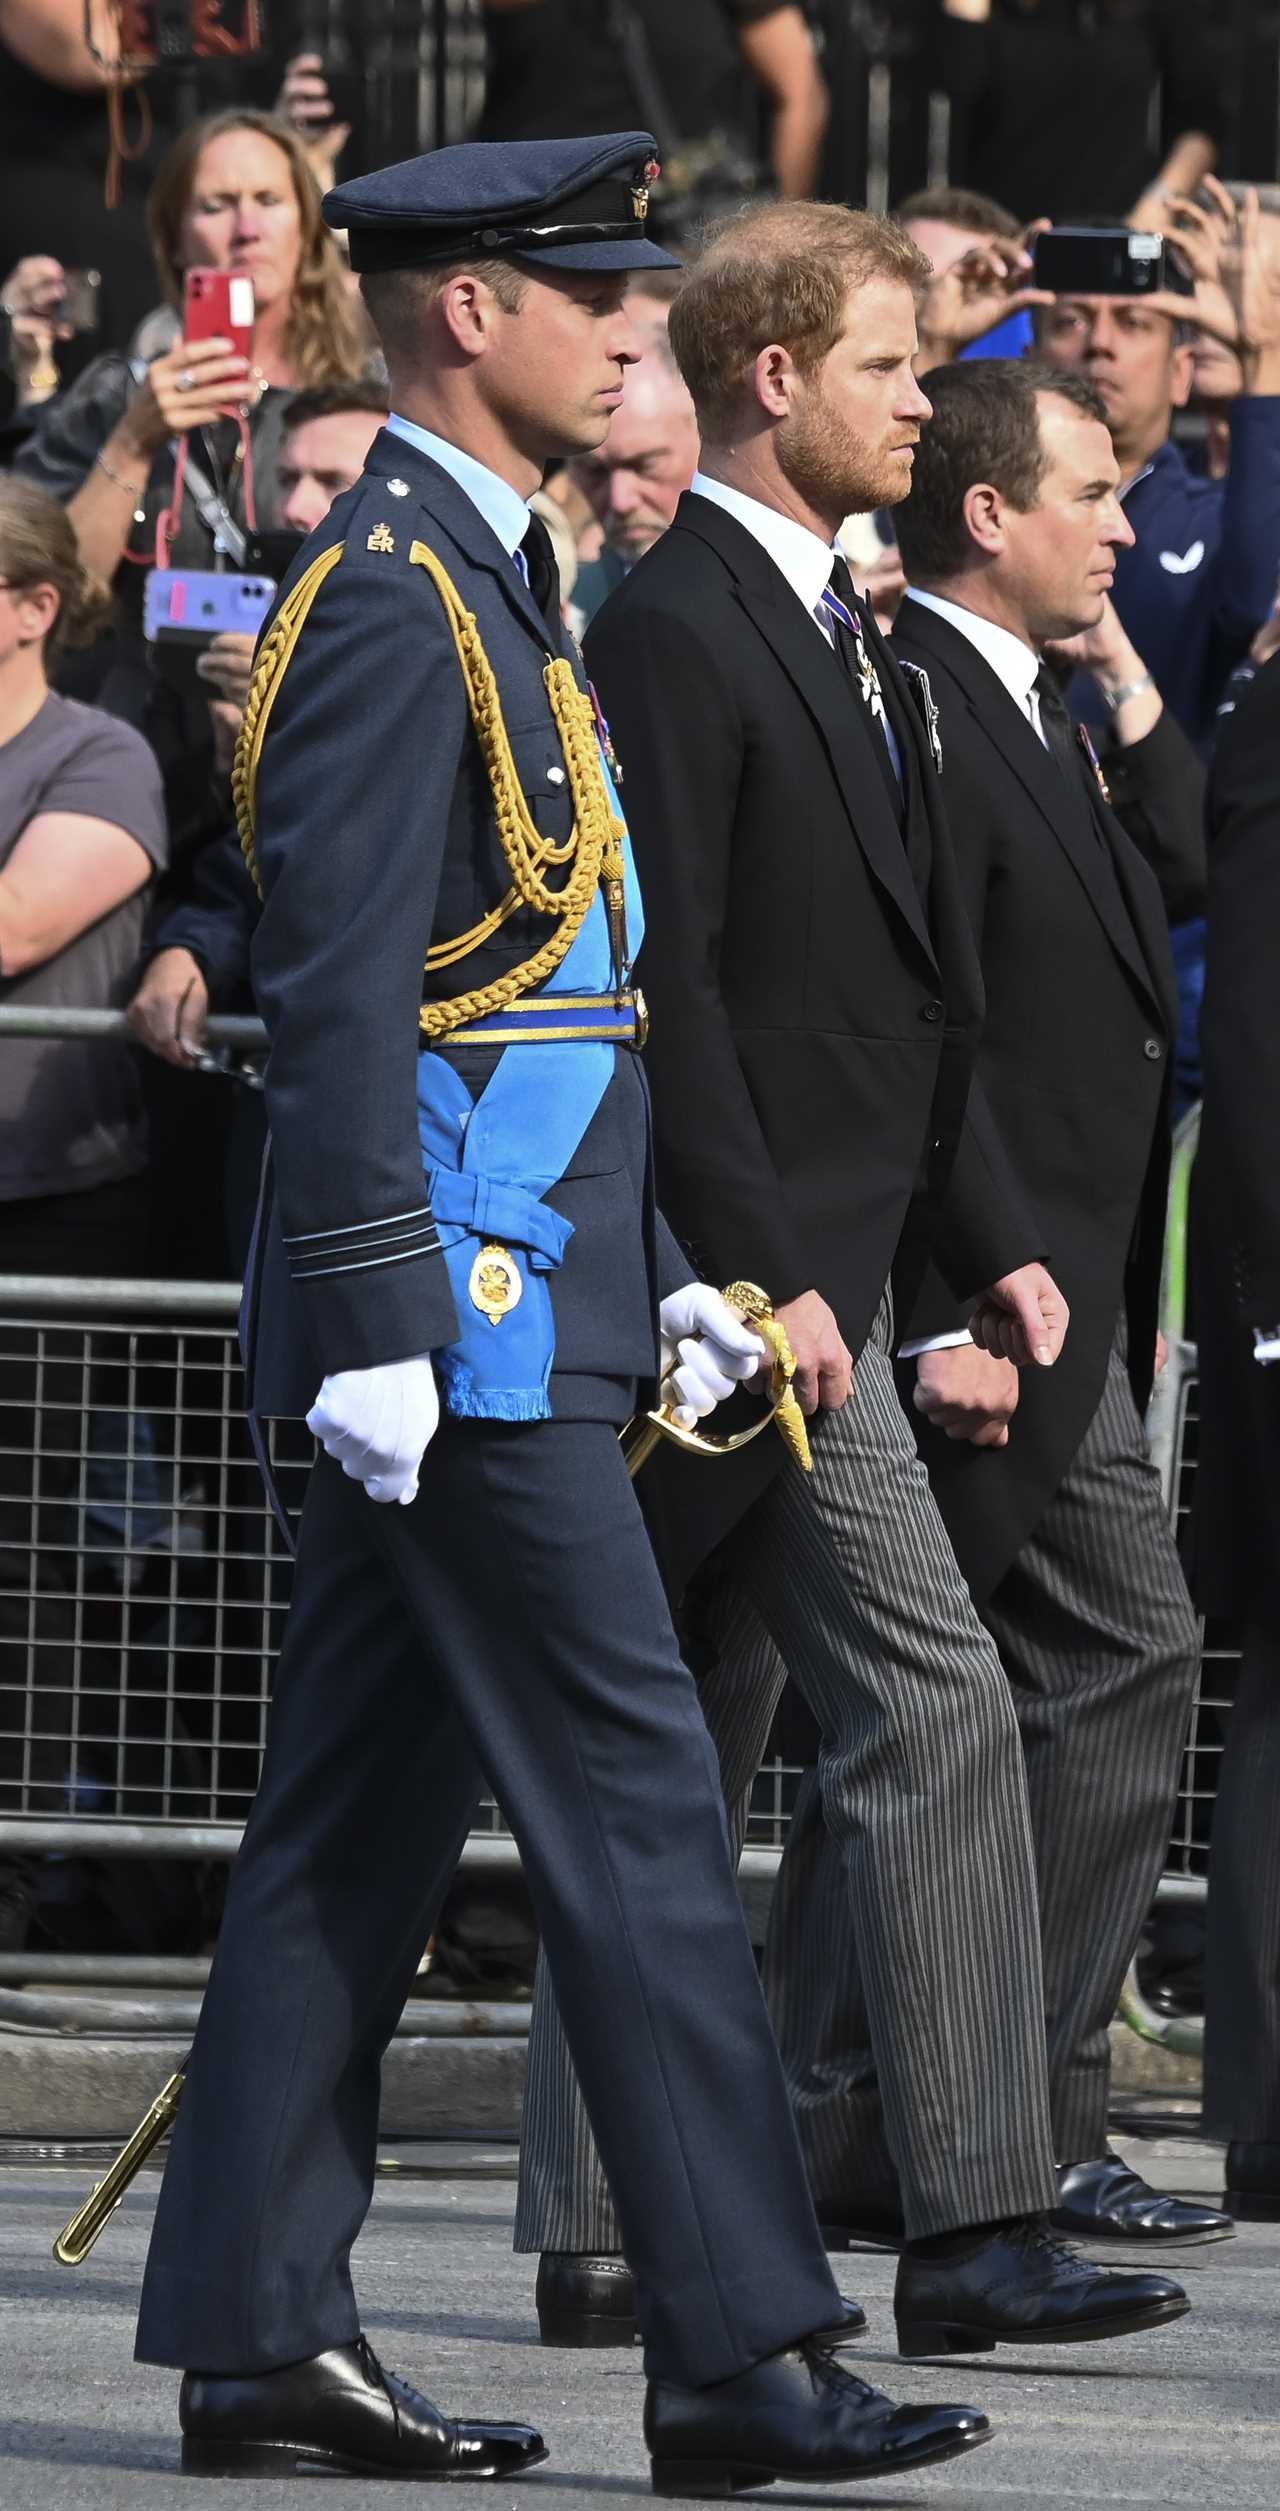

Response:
(184, 265), (255, 363)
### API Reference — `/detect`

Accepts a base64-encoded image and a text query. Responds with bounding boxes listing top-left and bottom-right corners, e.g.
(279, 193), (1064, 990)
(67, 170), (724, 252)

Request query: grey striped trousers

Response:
(766, 1329), (1200, 2187)
(514, 1289), (1059, 2253)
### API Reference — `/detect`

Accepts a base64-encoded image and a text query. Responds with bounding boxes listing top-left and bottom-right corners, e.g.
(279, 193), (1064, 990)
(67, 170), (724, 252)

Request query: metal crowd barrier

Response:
(0, 1022), (1230, 2041)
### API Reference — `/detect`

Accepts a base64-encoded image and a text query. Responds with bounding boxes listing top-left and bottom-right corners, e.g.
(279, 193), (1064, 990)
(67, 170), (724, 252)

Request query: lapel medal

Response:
(849, 607), (889, 733)
(898, 660), (944, 776)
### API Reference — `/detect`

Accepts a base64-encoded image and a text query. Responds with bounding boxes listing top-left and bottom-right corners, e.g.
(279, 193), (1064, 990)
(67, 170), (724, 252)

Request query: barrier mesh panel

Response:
(0, 1301), (1232, 1875)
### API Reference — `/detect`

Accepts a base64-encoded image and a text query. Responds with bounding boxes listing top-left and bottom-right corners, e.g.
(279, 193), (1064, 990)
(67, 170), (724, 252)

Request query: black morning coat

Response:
(583, 491), (1046, 1590)
(892, 592), (1205, 1604)
(1192, 650), (1280, 1624)
(240, 427), (686, 1430)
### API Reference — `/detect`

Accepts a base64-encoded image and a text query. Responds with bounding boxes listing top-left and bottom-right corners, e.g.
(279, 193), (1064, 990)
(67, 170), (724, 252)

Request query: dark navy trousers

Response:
(135, 1419), (840, 2386)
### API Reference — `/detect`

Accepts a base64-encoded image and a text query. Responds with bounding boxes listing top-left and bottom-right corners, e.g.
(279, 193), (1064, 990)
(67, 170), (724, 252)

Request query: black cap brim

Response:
(515, 236), (681, 272)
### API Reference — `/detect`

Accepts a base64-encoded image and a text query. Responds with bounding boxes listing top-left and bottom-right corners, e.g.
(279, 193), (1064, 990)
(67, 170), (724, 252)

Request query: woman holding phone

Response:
(16, 108), (368, 596)
(14, 108), (371, 878)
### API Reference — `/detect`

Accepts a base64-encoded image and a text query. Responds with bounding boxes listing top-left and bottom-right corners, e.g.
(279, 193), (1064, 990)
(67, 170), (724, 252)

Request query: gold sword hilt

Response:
(621, 1282), (811, 1479)
(53, 2068), (186, 2265)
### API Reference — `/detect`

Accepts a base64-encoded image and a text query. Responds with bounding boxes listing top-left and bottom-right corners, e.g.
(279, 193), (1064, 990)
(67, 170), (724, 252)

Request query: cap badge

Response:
(630, 159), (661, 224)
(387, 477), (409, 498)
(367, 522), (396, 554)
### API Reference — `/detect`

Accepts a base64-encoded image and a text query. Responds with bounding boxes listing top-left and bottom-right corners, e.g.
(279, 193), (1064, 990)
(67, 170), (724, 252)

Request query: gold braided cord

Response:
(233, 542), (345, 898)
(230, 532), (628, 1043)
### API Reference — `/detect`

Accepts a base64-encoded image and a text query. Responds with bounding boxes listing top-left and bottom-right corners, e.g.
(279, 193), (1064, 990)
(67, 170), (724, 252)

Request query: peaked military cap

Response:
(325, 132), (681, 276)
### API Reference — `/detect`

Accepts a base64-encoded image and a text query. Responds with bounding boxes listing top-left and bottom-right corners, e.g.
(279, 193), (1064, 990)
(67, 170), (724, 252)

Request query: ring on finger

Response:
(177, 367), (194, 392)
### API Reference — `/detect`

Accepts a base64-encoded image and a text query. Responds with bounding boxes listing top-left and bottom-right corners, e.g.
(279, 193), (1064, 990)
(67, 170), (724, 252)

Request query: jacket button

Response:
(1143, 1037), (1163, 1061)
(921, 999), (944, 1023)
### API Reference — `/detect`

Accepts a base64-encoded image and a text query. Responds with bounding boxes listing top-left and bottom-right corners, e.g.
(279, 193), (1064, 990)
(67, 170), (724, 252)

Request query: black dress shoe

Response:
(894, 2218), (1190, 2357)
(814, 2195), (906, 2253)
(1052, 2153), (1234, 2246)
(645, 2338), (991, 2498)
(1224, 2141), (1280, 2222)
(179, 2336), (548, 2479)
(536, 2252), (867, 2351)
(536, 2252), (638, 2348)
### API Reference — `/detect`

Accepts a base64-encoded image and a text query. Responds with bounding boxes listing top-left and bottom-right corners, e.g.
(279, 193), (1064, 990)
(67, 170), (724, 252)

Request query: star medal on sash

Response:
(469, 1242), (524, 1326)
(1077, 722), (1112, 804)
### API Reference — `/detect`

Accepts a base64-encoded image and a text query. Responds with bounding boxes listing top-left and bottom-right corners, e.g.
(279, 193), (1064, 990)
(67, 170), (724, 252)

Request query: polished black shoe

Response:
(894, 2217), (1190, 2357)
(1052, 2153), (1234, 2246)
(1224, 2141), (1280, 2222)
(815, 2195), (906, 2253)
(645, 2338), (991, 2498)
(536, 2252), (638, 2348)
(536, 2252), (867, 2351)
(179, 2337), (548, 2479)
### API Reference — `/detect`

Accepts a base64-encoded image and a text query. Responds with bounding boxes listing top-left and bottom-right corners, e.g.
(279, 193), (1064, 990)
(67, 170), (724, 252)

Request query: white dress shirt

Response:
(691, 471), (903, 787)
(907, 586), (1050, 751)
(691, 470), (840, 644)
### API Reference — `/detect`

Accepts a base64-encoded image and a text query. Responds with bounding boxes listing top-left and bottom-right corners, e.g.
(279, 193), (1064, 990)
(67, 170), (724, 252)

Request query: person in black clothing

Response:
(476, 0), (829, 210)
(936, 0), (1225, 227)
(1194, 650), (1280, 2223)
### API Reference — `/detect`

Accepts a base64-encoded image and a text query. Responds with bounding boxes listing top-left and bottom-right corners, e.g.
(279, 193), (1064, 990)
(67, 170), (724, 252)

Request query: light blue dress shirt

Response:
(385, 412), (531, 561)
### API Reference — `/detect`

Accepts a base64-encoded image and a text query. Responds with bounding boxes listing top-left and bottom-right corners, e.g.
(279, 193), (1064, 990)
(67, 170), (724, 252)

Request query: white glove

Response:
(306, 1354), (440, 1505)
(658, 1284), (769, 1430)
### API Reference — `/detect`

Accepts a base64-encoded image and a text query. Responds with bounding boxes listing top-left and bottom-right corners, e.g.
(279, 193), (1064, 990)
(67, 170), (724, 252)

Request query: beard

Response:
(775, 380), (915, 521)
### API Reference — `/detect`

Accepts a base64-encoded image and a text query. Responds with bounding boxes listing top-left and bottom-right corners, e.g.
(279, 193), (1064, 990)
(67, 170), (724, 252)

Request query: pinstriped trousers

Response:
(764, 1329), (1200, 2192)
(514, 1289), (1060, 2252)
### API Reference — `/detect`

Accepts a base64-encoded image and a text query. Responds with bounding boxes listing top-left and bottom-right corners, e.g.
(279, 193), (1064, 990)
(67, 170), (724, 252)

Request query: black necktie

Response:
(824, 556), (903, 821)
(519, 511), (562, 636)
(1033, 665), (1083, 788)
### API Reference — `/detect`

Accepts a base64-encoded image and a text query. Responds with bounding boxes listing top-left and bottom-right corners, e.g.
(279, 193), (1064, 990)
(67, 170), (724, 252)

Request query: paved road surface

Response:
(1, 2137), (1274, 2508)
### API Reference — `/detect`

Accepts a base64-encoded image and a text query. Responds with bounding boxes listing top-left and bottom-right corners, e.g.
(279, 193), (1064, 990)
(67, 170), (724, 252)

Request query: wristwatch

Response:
(1100, 670), (1155, 713)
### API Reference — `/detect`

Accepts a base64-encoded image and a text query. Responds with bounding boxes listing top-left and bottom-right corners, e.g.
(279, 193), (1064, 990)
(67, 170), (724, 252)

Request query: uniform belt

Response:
(446, 988), (648, 1046)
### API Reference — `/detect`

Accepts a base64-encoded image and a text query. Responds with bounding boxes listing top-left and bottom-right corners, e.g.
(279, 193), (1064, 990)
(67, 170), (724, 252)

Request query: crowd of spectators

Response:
(0, 0), (1278, 2021)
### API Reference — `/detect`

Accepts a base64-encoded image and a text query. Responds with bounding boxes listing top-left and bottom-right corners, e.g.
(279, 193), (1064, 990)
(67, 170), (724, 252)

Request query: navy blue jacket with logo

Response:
(1077, 400), (1280, 746)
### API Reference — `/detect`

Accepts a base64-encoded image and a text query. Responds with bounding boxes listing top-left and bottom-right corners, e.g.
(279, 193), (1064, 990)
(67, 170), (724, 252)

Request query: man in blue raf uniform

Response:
(130, 135), (992, 2491)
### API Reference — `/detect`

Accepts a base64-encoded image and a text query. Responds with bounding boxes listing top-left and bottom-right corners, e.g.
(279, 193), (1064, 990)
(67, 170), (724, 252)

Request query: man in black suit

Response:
(517, 203), (1189, 2357)
(764, 356), (1230, 2251)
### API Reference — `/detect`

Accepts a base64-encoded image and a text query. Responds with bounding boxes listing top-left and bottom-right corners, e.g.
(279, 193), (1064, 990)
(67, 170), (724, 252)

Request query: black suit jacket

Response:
(892, 593), (1195, 1600)
(1192, 651), (1280, 1620)
(243, 427), (683, 1427)
(584, 494), (1042, 1581)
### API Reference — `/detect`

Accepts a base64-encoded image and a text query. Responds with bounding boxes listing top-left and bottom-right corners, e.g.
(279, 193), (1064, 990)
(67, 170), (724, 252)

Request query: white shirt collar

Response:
(907, 586), (1040, 715)
(385, 413), (531, 560)
(691, 471), (836, 621)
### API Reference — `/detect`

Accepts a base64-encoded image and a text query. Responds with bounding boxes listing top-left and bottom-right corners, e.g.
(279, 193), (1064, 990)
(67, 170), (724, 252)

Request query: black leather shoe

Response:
(1052, 2153), (1234, 2246)
(1224, 2141), (1280, 2222)
(815, 2195), (906, 2253)
(895, 2218), (1190, 2357)
(179, 2337), (548, 2479)
(645, 2339), (991, 2498)
(536, 2252), (638, 2348)
(536, 2252), (867, 2351)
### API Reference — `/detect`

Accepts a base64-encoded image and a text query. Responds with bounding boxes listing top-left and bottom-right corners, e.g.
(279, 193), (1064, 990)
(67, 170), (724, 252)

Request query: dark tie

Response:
(519, 511), (562, 636)
(1033, 664), (1083, 787)
(823, 556), (903, 820)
